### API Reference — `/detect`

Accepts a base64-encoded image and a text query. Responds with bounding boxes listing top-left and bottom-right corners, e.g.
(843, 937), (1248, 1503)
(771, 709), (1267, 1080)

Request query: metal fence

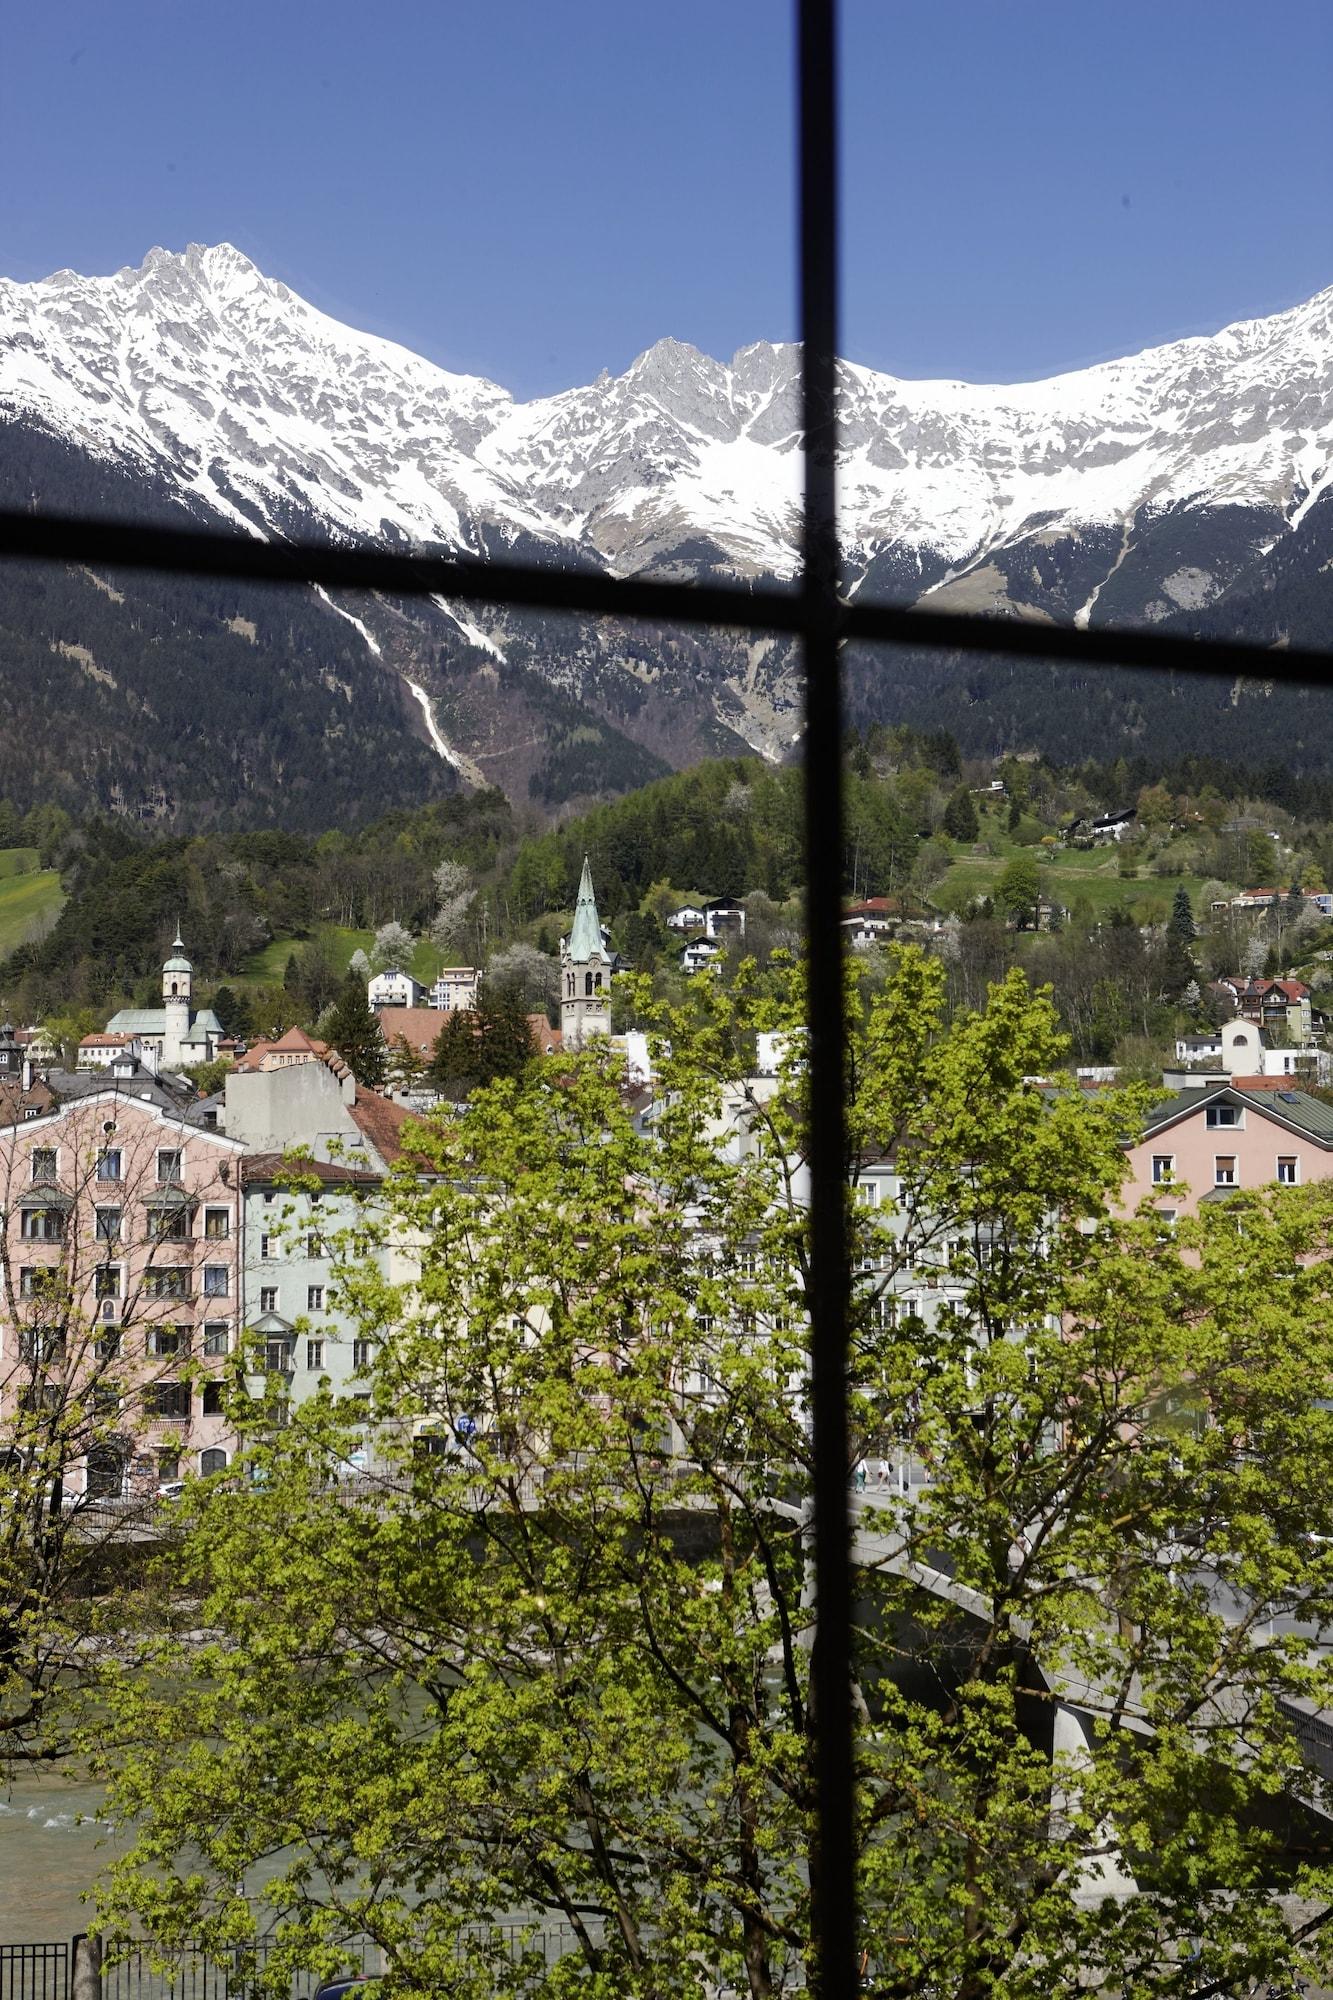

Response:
(0, 1942), (71, 2000)
(2, 1924), (592, 1999)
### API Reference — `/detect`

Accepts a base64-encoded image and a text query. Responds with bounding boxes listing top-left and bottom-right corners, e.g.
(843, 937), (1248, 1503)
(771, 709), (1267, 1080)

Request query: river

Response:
(0, 1766), (121, 1941)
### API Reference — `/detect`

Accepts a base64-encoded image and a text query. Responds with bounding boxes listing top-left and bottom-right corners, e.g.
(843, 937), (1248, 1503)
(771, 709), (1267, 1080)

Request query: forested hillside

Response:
(9, 723), (1333, 1071)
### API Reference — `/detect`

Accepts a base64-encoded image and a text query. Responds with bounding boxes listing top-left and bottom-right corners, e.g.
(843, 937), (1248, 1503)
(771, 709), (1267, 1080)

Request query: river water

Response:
(0, 1767), (121, 1941)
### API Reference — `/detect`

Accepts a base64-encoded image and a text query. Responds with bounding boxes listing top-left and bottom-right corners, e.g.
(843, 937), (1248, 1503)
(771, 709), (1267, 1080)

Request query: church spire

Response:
(567, 855), (604, 962)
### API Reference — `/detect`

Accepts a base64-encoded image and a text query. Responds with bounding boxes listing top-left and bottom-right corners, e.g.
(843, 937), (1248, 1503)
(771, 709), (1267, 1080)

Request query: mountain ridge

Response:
(5, 243), (1333, 819)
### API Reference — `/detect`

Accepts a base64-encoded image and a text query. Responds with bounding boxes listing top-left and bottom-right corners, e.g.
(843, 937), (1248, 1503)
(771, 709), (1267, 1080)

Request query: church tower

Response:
(561, 857), (613, 1045)
(161, 929), (192, 1069)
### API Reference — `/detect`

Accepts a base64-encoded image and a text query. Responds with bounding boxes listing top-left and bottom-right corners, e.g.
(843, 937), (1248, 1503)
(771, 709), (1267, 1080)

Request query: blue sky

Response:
(2, 2), (1330, 399)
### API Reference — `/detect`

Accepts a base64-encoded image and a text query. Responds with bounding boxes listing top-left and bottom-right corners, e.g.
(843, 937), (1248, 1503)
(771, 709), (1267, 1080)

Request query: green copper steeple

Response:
(568, 856), (604, 961)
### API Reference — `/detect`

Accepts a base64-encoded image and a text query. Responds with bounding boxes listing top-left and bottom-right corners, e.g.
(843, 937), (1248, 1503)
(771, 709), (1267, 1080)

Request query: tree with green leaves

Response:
(941, 784), (980, 844)
(92, 954), (1333, 1999)
(996, 851), (1042, 928)
(321, 973), (387, 1089)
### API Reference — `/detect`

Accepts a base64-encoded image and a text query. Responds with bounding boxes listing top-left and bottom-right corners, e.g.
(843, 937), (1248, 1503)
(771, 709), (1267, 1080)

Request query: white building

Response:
(429, 967), (481, 1011)
(666, 906), (706, 934)
(367, 970), (424, 1010)
(704, 897), (746, 940)
(681, 938), (723, 975)
(1173, 1018), (1333, 1087)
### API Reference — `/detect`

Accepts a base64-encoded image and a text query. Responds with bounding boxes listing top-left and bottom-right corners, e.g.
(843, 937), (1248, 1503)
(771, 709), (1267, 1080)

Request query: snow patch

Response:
(313, 584), (382, 658)
(430, 595), (506, 661)
(404, 678), (480, 784)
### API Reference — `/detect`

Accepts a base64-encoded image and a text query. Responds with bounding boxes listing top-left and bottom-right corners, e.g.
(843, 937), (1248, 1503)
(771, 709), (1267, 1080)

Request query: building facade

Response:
(0, 1090), (246, 1495)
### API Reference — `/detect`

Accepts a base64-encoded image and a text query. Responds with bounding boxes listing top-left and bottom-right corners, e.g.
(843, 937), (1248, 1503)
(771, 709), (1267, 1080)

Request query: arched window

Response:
(170, 981), (178, 996)
(594, 973), (603, 992)
(200, 1447), (227, 1476)
(585, 972), (594, 996)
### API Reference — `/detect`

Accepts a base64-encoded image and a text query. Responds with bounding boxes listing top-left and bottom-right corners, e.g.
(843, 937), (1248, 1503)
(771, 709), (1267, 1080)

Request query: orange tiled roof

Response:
(376, 1007), (445, 1054)
(348, 1087), (415, 1165)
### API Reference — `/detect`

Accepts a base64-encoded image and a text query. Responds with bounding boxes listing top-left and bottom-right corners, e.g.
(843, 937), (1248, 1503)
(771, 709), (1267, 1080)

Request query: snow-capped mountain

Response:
(5, 241), (1333, 822)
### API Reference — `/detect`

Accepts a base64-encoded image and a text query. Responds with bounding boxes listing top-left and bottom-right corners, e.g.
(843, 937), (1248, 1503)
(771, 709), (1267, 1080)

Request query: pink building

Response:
(1125, 1080), (1333, 1219)
(0, 1089), (247, 1496)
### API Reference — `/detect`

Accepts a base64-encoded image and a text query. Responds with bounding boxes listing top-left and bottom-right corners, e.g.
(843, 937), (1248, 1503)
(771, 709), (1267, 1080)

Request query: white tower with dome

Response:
(161, 929), (192, 1069)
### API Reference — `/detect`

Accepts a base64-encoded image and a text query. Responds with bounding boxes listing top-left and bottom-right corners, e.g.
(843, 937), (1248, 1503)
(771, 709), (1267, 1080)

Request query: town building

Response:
(0, 1089), (247, 1494)
(665, 906), (707, 934)
(367, 969), (424, 1010)
(222, 1048), (413, 1176)
(1125, 1081), (1333, 1217)
(233, 1027), (332, 1075)
(105, 932), (223, 1071)
(429, 968), (481, 1011)
(560, 858), (616, 1044)
(78, 1032), (154, 1071)
(375, 1007), (444, 1071)
(241, 1154), (387, 1420)
(1170, 1018), (1333, 1088)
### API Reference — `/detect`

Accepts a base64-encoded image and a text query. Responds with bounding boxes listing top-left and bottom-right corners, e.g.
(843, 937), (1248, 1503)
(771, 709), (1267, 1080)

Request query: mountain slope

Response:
(5, 243), (1333, 817)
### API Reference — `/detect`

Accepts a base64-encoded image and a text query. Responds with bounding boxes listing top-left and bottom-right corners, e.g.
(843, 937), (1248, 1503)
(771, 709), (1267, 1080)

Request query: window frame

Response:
(8, 11), (1320, 1970)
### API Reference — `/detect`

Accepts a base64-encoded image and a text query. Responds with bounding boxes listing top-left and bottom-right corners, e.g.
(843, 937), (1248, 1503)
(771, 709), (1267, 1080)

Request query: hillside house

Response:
(704, 897), (747, 940)
(429, 967), (481, 1011)
(368, 969), (424, 1010)
(681, 938), (724, 975)
(1212, 977), (1316, 1043)
(666, 906), (707, 934)
(842, 897), (902, 950)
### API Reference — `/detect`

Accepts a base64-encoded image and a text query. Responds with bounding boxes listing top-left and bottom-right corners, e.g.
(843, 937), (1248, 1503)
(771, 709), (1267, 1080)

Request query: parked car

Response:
(311, 1979), (376, 2000)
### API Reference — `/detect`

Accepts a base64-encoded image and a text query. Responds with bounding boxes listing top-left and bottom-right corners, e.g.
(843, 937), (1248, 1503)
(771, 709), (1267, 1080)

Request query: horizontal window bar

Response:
(2, 507), (1330, 687)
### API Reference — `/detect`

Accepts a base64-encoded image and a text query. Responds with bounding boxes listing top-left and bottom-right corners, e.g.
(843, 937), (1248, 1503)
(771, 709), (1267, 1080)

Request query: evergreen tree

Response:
(941, 786), (979, 843)
(475, 981), (536, 1084)
(1166, 884), (1196, 949)
(209, 984), (244, 1037)
(322, 974), (387, 1089)
(428, 1011), (477, 1097)
(1163, 884), (1199, 998)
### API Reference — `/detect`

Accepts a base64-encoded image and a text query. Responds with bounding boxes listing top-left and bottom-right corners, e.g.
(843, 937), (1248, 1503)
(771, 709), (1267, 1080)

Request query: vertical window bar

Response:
(798, 1), (856, 1994)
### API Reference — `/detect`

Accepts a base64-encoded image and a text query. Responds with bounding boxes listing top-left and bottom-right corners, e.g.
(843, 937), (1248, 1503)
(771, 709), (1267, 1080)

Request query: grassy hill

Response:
(0, 850), (64, 959)
(933, 816), (1225, 924)
(234, 925), (441, 992)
